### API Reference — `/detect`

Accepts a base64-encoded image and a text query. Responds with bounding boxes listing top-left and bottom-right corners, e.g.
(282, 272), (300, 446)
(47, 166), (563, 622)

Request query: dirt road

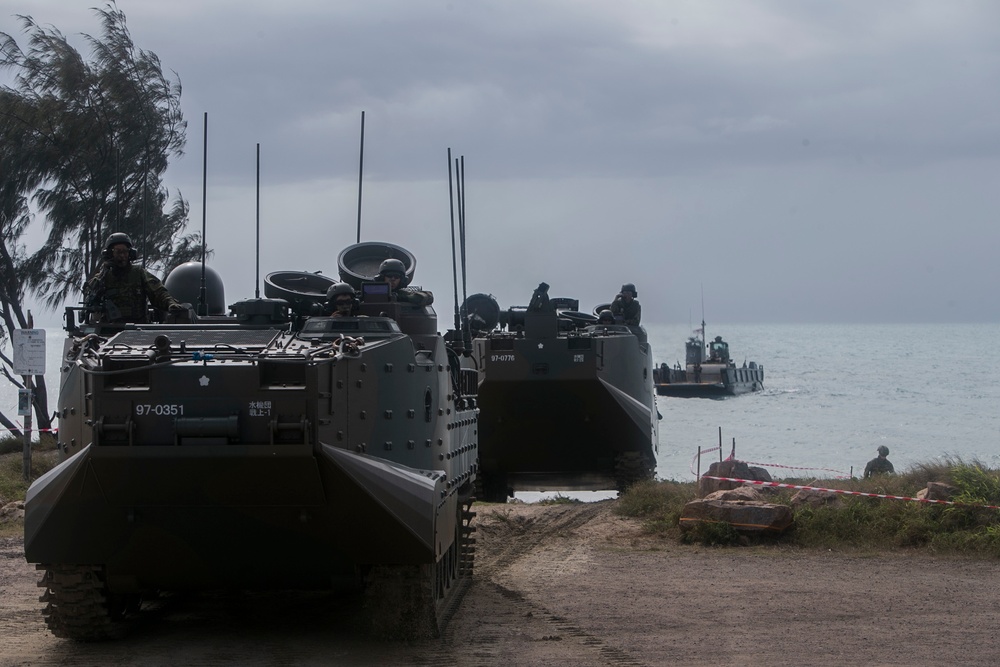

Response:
(3, 501), (999, 666)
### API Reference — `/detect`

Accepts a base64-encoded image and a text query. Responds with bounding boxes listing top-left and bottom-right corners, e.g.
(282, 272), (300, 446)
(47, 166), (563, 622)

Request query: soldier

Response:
(325, 282), (360, 317)
(377, 258), (433, 307)
(863, 445), (895, 478)
(83, 232), (186, 323)
(610, 283), (641, 325)
(597, 309), (615, 325)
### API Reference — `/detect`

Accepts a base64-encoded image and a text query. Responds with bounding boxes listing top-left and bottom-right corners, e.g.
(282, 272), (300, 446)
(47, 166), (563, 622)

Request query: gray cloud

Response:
(4, 0), (1000, 324)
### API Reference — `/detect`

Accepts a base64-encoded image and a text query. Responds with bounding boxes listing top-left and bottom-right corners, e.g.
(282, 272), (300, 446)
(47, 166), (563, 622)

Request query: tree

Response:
(0, 3), (205, 440)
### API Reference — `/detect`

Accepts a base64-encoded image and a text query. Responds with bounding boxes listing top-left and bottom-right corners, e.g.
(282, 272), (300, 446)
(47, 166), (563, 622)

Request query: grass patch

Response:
(536, 494), (581, 505)
(0, 444), (60, 506)
(614, 480), (697, 537)
(617, 461), (1000, 555)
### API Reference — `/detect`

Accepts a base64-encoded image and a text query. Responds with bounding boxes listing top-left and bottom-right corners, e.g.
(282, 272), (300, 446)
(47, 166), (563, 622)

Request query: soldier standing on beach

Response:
(863, 445), (895, 478)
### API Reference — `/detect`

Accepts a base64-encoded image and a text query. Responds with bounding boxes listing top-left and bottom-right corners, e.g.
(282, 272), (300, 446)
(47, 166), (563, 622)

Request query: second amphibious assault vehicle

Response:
(462, 283), (659, 502)
(24, 242), (478, 640)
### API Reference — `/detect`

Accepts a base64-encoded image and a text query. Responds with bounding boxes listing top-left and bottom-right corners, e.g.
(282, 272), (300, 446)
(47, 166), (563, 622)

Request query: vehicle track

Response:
(421, 502), (650, 667)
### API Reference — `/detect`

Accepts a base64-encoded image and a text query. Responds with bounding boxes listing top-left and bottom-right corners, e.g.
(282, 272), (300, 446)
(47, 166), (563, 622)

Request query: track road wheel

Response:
(37, 565), (133, 641)
(615, 452), (655, 493)
(476, 472), (510, 503)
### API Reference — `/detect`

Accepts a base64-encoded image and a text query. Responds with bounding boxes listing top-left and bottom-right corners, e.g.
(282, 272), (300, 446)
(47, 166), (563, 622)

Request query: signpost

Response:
(12, 317), (45, 481)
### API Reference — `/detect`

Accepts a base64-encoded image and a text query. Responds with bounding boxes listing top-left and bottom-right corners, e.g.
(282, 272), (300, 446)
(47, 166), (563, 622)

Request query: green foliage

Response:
(537, 494), (580, 505)
(0, 2), (204, 311)
(950, 462), (1000, 505)
(616, 461), (1000, 557)
(679, 520), (743, 546)
(615, 480), (696, 537)
(0, 448), (59, 506)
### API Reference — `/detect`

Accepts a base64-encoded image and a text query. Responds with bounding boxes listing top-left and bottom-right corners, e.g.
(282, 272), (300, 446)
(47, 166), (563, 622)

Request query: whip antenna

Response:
(356, 111), (365, 243)
(458, 155), (471, 350)
(198, 112), (208, 316)
(447, 148), (460, 333)
(255, 143), (261, 299)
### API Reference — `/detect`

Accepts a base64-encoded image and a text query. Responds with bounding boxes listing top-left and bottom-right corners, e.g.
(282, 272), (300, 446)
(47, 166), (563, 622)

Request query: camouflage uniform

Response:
(395, 286), (434, 307)
(863, 456), (894, 478)
(84, 263), (181, 323)
(610, 295), (641, 326)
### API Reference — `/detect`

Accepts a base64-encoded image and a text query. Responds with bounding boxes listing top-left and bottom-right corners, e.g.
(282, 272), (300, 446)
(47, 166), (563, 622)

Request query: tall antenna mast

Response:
(447, 148), (460, 333)
(198, 112), (208, 316)
(255, 143), (261, 299)
(458, 155), (471, 350)
(356, 110), (365, 244)
(141, 152), (148, 270)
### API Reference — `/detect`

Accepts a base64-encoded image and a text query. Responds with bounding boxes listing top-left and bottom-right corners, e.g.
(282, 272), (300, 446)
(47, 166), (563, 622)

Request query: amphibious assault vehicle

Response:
(462, 283), (658, 502)
(24, 242), (478, 640)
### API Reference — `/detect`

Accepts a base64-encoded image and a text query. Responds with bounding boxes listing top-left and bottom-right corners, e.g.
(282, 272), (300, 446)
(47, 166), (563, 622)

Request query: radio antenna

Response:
(458, 155), (471, 351)
(198, 112), (208, 316)
(255, 142), (261, 299)
(447, 148), (460, 333)
(356, 110), (365, 243)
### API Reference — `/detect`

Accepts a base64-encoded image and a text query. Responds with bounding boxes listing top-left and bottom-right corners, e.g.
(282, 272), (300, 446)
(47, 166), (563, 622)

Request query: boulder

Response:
(0, 500), (25, 523)
(704, 486), (765, 502)
(699, 460), (771, 496)
(916, 482), (958, 502)
(790, 481), (844, 509)
(679, 498), (794, 535)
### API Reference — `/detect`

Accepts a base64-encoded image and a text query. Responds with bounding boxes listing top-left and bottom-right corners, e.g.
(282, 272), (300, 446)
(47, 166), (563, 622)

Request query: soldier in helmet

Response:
(83, 232), (186, 323)
(377, 258), (434, 307)
(326, 282), (360, 317)
(863, 445), (895, 478)
(597, 309), (615, 325)
(610, 283), (641, 325)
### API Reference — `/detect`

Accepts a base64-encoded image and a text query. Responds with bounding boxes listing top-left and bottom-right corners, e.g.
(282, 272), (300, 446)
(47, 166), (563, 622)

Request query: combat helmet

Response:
(325, 282), (357, 311)
(378, 258), (405, 277)
(105, 232), (133, 249)
(598, 309), (614, 324)
(620, 283), (637, 297)
(104, 232), (137, 261)
(378, 258), (409, 286)
(877, 445), (889, 456)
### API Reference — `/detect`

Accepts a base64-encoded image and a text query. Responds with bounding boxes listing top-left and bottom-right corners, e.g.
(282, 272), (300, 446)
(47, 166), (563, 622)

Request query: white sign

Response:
(12, 329), (46, 375)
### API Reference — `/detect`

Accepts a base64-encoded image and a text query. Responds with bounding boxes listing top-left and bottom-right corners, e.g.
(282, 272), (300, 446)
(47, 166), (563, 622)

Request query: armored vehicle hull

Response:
(26, 245), (477, 640)
(467, 288), (658, 502)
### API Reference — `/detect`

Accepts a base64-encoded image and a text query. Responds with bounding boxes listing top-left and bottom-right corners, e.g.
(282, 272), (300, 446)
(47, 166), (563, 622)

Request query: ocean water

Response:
(4, 324), (999, 485)
(647, 323), (1000, 481)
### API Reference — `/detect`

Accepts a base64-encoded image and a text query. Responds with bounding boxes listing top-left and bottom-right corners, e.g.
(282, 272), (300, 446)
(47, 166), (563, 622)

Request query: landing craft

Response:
(462, 283), (659, 502)
(24, 242), (478, 640)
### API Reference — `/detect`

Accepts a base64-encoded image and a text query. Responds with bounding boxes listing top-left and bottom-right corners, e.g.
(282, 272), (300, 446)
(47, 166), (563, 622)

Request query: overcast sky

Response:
(4, 1), (1000, 325)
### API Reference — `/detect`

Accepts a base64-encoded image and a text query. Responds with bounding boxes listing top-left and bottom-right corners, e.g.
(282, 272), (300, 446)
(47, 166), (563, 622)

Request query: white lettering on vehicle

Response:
(248, 400), (273, 417)
(491, 354), (515, 362)
(135, 404), (184, 416)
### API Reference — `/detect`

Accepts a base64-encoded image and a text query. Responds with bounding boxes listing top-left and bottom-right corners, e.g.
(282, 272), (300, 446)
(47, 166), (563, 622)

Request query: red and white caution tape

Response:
(742, 461), (851, 479)
(2, 426), (58, 435)
(702, 475), (1000, 510)
(689, 448), (849, 479)
(689, 446), (724, 475)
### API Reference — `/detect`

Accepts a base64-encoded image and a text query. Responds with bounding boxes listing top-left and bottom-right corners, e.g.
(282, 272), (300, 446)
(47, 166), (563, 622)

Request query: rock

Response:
(790, 483), (844, 509)
(679, 498), (794, 534)
(699, 460), (771, 496)
(916, 482), (958, 502)
(704, 486), (765, 502)
(0, 500), (25, 523)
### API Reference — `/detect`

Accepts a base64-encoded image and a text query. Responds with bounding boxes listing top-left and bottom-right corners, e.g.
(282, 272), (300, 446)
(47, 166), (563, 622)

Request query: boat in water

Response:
(461, 284), (659, 502)
(654, 325), (763, 398)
